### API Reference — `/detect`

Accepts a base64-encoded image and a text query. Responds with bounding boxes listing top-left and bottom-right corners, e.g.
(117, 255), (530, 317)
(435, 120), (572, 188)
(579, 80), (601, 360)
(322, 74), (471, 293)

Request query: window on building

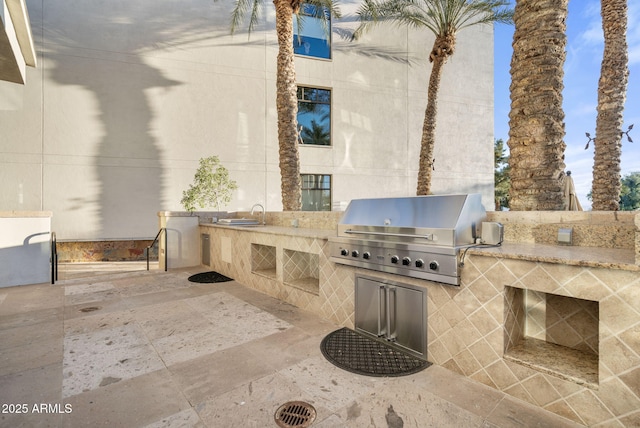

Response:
(297, 86), (331, 146)
(293, 4), (331, 59)
(302, 174), (331, 211)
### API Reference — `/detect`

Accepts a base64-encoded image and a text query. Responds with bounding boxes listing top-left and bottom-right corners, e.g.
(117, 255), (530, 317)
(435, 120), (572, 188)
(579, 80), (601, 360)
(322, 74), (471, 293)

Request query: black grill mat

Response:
(320, 327), (431, 377)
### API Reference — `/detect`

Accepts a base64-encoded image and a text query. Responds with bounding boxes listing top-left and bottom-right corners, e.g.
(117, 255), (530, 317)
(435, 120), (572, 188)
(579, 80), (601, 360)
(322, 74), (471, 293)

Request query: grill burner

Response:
(329, 194), (487, 286)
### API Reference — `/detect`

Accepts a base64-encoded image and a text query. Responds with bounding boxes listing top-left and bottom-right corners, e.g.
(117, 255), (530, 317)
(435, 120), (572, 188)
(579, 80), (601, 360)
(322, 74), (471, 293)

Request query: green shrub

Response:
(181, 156), (238, 212)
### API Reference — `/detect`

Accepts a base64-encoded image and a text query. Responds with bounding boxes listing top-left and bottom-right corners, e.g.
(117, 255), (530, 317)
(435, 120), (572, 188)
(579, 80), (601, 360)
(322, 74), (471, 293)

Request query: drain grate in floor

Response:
(274, 401), (316, 428)
(320, 327), (431, 377)
(187, 271), (233, 283)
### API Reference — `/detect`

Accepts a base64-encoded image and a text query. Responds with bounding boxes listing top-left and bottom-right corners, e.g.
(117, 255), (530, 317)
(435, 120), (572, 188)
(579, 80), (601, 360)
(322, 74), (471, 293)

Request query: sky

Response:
(493, 0), (640, 210)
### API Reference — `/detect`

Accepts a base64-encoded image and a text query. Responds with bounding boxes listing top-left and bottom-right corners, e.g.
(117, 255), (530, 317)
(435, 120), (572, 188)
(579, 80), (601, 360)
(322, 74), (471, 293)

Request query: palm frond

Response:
(353, 0), (513, 40)
(353, 0), (424, 40)
(229, 0), (264, 35)
(307, 0), (342, 20)
(295, 0), (341, 43)
(227, 0), (342, 41)
(448, 1), (513, 31)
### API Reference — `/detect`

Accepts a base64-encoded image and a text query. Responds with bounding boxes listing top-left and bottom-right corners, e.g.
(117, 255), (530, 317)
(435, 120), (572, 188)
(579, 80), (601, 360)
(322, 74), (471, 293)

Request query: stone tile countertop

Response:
(467, 242), (639, 272)
(201, 222), (640, 272)
(200, 223), (336, 240)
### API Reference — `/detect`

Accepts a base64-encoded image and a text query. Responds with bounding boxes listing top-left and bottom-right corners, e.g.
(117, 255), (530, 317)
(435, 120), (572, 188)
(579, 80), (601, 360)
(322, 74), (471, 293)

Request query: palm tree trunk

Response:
(274, 0), (302, 211)
(508, 0), (567, 211)
(416, 41), (448, 196)
(591, 0), (629, 211)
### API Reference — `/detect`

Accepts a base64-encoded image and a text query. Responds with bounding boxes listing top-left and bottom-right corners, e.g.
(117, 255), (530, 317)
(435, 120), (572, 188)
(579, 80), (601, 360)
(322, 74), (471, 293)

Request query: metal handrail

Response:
(51, 232), (58, 284)
(146, 228), (167, 271)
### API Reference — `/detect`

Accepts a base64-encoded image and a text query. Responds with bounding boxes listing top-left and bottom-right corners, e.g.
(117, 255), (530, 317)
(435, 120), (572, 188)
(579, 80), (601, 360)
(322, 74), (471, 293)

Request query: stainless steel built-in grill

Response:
(329, 194), (487, 286)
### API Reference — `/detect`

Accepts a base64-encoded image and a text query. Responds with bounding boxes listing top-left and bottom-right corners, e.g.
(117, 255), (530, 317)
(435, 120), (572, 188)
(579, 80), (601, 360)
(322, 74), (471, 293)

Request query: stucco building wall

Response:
(0, 0), (494, 241)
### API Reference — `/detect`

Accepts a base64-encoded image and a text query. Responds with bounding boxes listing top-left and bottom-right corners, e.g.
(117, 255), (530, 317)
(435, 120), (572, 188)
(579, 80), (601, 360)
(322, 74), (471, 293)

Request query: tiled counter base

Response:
(200, 224), (356, 328)
(461, 244), (640, 427)
(344, 243), (639, 427)
(199, 222), (640, 426)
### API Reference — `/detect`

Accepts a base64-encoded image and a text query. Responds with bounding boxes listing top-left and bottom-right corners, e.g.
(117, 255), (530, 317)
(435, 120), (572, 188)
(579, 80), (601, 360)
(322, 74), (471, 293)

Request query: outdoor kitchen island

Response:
(198, 210), (640, 427)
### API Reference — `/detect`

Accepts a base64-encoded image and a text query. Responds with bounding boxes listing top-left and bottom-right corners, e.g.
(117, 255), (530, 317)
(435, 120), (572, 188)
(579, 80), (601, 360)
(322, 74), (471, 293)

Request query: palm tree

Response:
(353, 0), (512, 195)
(590, 0), (629, 211)
(226, 0), (339, 210)
(508, 0), (568, 210)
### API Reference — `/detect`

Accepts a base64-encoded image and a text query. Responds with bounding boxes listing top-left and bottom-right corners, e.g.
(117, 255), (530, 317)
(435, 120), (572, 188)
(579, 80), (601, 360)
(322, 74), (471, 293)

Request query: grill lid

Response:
(337, 194), (486, 247)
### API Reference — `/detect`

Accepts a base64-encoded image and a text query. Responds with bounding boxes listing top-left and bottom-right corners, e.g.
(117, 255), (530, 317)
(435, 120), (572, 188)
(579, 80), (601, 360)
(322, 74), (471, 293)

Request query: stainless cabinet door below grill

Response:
(391, 285), (426, 356)
(355, 277), (386, 338)
(355, 276), (427, 360)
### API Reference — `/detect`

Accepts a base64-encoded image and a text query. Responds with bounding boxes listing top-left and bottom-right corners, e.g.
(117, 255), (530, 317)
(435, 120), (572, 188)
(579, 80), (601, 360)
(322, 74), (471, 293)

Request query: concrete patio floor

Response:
(0, 265), (583, 427)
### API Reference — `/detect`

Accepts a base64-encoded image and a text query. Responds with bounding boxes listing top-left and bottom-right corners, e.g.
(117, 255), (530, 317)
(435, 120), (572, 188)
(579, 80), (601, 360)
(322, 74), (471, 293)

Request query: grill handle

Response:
(344, 229), (434, 241)
(387, 286), (397, 342)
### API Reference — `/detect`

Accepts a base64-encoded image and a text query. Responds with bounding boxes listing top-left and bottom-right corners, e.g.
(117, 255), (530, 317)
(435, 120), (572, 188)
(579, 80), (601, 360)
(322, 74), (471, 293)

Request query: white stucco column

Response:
(157, 211), (200, 270)
(0, 211), (52, 287)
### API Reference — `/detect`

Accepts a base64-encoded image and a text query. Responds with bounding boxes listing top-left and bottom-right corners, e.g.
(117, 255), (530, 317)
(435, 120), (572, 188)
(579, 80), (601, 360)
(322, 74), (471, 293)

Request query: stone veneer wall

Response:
(487, 211), (637, 249)
(239, 211), (343, 230)
(57, 240), (156, 262)
(56, 211), (341, 263)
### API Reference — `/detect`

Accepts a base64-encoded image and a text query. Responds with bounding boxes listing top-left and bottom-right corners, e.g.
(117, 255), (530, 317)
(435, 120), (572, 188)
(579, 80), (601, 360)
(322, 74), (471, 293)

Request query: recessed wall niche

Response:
(251, 244), (276, 279)
(504, 286), (599, 387)
(283, 249), (319, 295)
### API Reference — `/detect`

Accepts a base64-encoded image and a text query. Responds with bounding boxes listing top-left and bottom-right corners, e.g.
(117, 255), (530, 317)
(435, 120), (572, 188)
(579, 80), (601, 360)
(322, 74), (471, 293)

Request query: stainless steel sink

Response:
(217, 218), (262, 226)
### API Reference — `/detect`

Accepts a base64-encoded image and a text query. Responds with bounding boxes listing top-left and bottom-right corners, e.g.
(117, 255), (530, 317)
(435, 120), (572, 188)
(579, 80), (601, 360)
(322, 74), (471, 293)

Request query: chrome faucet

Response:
(250, 203), (266, 225)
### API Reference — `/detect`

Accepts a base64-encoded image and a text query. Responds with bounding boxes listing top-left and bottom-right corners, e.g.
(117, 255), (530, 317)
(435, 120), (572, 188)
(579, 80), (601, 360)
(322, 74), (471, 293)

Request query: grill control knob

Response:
(402, 257), (411, 266)
(391, 255), (399, 264)
(429, 261), (439, 271)
(351, 250), (359, 257)
(415, 259), (424, 268)
(340, 249), (349, 256)
(363, 252), (371, 259)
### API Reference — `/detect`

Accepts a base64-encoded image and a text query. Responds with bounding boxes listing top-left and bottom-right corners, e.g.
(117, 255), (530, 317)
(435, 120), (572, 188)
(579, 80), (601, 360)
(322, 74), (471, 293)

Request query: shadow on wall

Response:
(49, 51), (177, 237)
(0, 238), (50, 287)
(39, 0), (223, 239)
(36, 0), (445, 240)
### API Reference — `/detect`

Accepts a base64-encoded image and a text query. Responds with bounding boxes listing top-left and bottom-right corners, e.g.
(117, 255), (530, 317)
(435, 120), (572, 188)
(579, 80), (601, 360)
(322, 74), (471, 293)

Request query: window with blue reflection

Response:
(302, 174), (331, 211)
(297, 86), (331, 146)
(293, 4), (331, 59)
